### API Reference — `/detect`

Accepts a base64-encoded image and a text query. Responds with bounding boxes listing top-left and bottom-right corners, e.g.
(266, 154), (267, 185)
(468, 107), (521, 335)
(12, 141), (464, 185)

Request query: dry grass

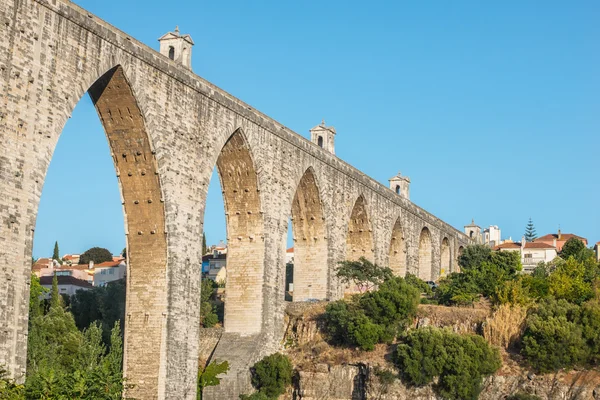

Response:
(483, 304), (528, 350)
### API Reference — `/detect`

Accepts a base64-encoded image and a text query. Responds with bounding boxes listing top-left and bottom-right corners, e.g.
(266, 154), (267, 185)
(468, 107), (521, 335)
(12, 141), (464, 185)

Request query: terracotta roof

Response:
(40, 275), (93, 288)
(94, 260), (124, 268)
(524, 242), (555, 249)
(494, 243), (520, 250)
(535, 233), (587, 243)
(286, 247), (294, 253)
(494, 242), (556, 250)
(32, 258), (53, 270)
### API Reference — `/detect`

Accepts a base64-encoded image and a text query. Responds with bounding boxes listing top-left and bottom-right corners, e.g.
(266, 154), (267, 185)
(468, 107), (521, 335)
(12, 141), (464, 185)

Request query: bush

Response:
(79, 247), (113, 264)
(394, 327), (501, 400)
(359, 277), (420, 328)
(492, 277), (532, 306)
(580, 299), (600, 365)
(435, 273), (479, 306)
(521, 298), (586, 372)
(197, 360), (229, 399)
(323, 300), (384, 351)
(405, 273), (432, 295)
(323, 276), (419, 350)
(250, 353), (293, 399)
(547, 258), (594, 304)
(200, 279), (218, 328)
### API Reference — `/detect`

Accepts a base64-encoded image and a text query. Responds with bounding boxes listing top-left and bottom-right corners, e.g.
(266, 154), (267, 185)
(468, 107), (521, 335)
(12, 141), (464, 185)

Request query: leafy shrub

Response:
(394, 327), (501, 400)
(200, 279), (219, 328)
(521, 298), (586, 372)
(359, 277), (419, 328)
(405, 273), (432, 295)
(0, 367), (24, 399)
(335, 257), (393, 292)
(547, 258), (594, 304)
(197, 360), (229, 399)
(323, 276), (419, 350)
(249, 353), (293, 399)
(492, 277), (532, 306)
(580, 299), (600, 365)
(323, 300), (384, 351)
(79, 247), (113, 264)
(435, 272), (479, 306)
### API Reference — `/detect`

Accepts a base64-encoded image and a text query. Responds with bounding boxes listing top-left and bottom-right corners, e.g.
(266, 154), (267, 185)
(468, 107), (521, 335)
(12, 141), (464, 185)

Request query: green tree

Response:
(250, 353), (293, 399)
(547, 257), (593, 304)
(121, 247), (127, 259)
(52, 241), (61, 263)
(394, 327), (501, 400)
(335, 257), (393, 293)
(524, 218), (537, 241)
(200, 279), (219, 328)
(521, 298), (587, 372)
(202, 233), (208, 255)
(404, 273), (432, 295)
(359, 276), (419, 331)
(197, 360), (229, 399)
(79, 247), (113, 265)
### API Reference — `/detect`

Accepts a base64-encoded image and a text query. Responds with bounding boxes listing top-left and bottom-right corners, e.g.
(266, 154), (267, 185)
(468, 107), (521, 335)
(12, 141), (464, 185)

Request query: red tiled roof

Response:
(494, 243), (520, 250)
(94, 260), (124, 268)
(40, 275), (93, 288)
(32, 258), (53, 270)
(494, 242), (556, 250)
(535, 233), (587, 243)
(286, 247), (294, 253)
(524, 242), (555, 249)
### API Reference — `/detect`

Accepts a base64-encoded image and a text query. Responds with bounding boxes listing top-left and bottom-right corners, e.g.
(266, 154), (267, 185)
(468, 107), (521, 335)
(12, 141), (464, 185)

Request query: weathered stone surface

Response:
(0, 0), (470, 398)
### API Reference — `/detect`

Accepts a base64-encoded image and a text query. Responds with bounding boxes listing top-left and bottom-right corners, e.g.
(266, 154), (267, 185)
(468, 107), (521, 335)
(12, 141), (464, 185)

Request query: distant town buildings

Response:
(464, 220), (502, 247)
(33, 254), (126, 288)
(493, 230), (589, 273)
(202, 240), (227, 283)
(494, 239), (558, 273)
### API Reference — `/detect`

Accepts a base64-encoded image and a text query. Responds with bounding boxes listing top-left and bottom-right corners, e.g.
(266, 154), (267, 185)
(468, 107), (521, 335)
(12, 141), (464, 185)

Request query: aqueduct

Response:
(0, 0), (470, 398)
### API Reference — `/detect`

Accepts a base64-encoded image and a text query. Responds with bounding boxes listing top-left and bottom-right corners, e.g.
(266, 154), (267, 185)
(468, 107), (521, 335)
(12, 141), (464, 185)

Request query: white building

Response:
(494, 238), (558, 273)
(40, 275), (93, 297)
(483, 226), (501, 248)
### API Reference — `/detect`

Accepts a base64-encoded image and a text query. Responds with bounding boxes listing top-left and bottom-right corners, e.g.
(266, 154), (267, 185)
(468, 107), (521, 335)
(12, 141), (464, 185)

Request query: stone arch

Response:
(441, 237), (451, 277)
(215, 128), (265, 334)
(457, 245), (465, 272)
(24, 65), (167, 397)
(290, 168), (327, 301)
(418, 227), (433, 281)
(345, 195), (373, 293)
(388, 218), (407, 276)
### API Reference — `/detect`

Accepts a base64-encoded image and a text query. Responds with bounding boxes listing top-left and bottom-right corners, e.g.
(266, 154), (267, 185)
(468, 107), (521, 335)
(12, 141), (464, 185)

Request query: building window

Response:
(56, 271), (71, 276)
(395, 185), (401, 195)
(317, 136), (323, 147)
(168, 46), (175, 60)
(524, 254), (532, 258)
(470, 231), (474, 238)
(108, 269), (114, 275)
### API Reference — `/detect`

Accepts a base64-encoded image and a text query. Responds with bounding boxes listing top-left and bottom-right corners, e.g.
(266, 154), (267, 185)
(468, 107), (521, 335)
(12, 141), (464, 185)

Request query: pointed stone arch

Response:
(290, 168), (327, 301)
(215, 129), (265, 334)
(441, 237), (451, 277)
(389, 218), (407, 276)
(418, 227), (433, 281)
(344, 195), (373, 293)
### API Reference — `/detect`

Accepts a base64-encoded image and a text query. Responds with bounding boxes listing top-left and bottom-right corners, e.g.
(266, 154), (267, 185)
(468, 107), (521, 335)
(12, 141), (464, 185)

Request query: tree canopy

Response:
(79, 247), (113, 265)
(335, 257), (393, 293)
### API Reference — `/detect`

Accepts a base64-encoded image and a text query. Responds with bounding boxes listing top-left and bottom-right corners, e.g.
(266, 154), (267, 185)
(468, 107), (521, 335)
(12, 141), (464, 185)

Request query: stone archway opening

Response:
(389, 218), (406, 276)
(26, 65), (168, 398)
(344, 195), (373, 294)
(289, 168), (327, 302)
(418, 227), (432, 281)
(441, 237), (451, 277)
(215, 130), (264, 334)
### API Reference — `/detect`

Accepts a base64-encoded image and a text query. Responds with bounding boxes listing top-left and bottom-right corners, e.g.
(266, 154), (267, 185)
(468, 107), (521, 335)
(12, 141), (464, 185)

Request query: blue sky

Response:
(33, 0), (600, 258)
